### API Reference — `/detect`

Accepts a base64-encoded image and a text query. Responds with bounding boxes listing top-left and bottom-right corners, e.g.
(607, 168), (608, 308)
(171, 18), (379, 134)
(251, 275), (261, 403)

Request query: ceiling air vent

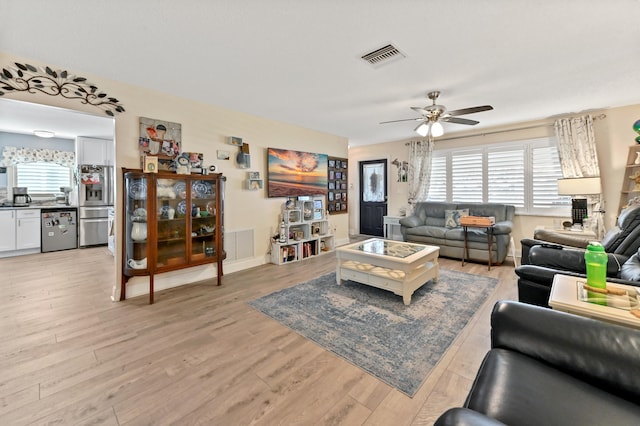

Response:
(361, 44), (406, 68)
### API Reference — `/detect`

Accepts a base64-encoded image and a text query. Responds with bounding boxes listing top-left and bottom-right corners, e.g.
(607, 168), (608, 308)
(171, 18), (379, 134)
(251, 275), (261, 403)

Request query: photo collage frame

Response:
(327, 156), (348, 214)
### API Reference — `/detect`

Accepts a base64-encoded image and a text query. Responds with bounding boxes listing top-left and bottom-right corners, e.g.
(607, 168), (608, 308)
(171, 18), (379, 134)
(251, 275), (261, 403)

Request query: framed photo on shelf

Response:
(249, 171), (260, 179)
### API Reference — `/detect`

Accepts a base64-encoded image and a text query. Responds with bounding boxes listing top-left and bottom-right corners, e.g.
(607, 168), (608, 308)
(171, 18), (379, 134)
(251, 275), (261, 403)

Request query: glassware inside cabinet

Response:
(191, 179), (217, 261)
(156, 177), (187, 268)
(125, 174), (149, 271)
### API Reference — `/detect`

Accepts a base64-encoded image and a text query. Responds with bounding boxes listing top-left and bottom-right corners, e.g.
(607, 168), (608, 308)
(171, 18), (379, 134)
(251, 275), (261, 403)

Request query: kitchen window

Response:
(15, 162), (73, 195)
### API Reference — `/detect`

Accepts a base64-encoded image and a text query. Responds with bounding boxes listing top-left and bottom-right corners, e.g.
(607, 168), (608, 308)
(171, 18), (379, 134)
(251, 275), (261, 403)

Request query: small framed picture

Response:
(328, 192), (334, 201)
(341, 183), (347, 190)
(249, 171), (260, 179)
(229, 136), (243, 146)
(328, 160), (335, 168)
(335, 172), (342, 180)
(247, 179), (263, 190)
(329, 170), (334, 180)
(341, 161), (347, 169)
(217, 150), (230, 160)
(328, 182), (335, 190)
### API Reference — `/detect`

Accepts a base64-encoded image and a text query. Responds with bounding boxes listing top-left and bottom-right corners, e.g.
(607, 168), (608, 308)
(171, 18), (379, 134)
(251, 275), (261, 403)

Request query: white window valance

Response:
(1, 146), (76, 168)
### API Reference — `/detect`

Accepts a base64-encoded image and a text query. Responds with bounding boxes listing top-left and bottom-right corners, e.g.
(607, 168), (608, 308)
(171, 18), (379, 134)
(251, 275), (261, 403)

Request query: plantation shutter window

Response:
(425, 136), (568, 215)
(16, 162), (72, 195)
(451, 150), (483, 203)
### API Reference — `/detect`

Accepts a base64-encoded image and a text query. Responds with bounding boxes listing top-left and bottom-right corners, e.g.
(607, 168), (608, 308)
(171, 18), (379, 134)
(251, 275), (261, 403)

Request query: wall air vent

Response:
(361, 44), (406, 68)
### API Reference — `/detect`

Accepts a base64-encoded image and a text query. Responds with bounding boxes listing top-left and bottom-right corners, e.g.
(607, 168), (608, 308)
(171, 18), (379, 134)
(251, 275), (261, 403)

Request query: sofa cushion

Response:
(444, 208), (469, 228)
(466, 349), (640, 426)
(405, 225), (447, 239)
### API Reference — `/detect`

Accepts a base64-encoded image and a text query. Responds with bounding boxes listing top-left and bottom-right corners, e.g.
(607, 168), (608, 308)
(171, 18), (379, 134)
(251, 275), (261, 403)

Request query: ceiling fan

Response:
(380, 91), (493, 137)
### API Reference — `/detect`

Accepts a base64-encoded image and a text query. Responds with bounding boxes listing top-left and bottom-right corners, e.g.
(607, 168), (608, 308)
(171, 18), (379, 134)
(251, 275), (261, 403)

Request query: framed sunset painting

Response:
(267, 148), (328, 198)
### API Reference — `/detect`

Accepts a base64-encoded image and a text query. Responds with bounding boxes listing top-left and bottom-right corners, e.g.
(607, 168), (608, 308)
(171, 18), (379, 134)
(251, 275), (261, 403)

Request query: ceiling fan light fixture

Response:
(431, 121), (444, 137)
(33, 130), (55, 138)
(415, 122), (429, 137)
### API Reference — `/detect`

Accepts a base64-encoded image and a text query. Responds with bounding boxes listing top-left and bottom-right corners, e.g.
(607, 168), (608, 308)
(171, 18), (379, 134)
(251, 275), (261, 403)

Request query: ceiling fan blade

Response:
(410, 107), (429, 114)
(442, 117), (480, 125)
(446, 105), (493, 116)
(380, 117), (423, 124)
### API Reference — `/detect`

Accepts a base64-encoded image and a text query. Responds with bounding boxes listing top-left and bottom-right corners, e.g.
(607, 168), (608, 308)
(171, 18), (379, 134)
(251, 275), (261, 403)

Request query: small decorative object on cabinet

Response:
(271, 195), (334, 265)
(327, 156), (348, 214)
(121, 168), (226, 304)
(619, 145), (640, 212)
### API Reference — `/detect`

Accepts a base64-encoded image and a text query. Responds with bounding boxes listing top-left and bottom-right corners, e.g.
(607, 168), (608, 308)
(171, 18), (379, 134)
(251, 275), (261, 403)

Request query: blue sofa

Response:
(399, 202), (515, 264)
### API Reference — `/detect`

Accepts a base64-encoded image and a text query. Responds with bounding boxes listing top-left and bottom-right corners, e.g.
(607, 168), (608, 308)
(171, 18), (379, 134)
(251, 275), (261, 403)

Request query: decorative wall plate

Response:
(177, 200), (187, 216)
(192, 181), (212, 198)
(129, 181), (147, 200)
(173, 181), (187, 199)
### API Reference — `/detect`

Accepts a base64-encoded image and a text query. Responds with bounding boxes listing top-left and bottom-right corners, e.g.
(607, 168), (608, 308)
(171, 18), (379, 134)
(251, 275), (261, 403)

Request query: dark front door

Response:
(359, 159), (387, 236)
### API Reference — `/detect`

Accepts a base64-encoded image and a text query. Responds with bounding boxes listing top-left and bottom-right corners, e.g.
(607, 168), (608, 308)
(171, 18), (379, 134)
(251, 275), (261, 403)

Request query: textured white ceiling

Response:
(1, 0), (639, 145)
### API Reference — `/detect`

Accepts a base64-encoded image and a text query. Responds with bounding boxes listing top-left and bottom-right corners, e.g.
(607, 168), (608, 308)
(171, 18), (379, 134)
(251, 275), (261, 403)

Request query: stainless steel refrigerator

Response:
(78, 165), (114, 247)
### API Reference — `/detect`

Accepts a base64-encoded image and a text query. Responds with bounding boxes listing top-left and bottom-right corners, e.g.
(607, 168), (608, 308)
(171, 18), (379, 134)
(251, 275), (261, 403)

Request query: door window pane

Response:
(362, 163), (384, 202)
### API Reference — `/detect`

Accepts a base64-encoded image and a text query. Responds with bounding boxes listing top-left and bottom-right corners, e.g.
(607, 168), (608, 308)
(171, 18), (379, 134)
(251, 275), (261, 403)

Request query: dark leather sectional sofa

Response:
(434, 301), (640, 425)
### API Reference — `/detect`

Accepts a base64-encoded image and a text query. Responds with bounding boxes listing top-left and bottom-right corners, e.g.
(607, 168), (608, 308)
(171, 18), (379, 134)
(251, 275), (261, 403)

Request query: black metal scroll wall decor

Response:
(0, 62), (125, 116)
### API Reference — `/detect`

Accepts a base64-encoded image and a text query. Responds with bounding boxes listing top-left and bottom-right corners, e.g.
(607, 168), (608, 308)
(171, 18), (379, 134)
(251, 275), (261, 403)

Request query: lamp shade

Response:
(431, 121), (444, 137)
(557, 177), (601, 195)
(415, 122), (429, 137)
(415, 121), (444, 138)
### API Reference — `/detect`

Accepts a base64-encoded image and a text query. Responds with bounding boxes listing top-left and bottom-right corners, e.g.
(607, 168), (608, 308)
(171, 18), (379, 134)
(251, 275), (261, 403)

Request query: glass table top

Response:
(353, 239), (425, 259)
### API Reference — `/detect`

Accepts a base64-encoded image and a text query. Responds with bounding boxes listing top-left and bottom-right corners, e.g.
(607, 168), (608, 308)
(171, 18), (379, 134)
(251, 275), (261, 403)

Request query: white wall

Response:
(349, 104), (640, 256)
(0, 51), (349, 300)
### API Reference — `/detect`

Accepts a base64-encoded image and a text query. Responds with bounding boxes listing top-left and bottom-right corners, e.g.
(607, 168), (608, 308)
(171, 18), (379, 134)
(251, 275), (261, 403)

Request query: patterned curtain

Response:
(554, 115), (603, 237)
(1, 146), (76, 167)
(407, 138), (433, 207)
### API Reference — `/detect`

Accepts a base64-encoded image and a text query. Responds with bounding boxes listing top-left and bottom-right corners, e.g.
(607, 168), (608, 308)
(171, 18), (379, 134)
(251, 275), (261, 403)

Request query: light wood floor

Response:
(0, 243), (518, 425)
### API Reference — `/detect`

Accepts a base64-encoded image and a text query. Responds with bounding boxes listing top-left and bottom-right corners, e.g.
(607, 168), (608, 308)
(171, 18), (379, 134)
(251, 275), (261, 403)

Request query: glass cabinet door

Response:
(190, 179), (217, 262)
(124, 172), (149, 272)
(155, 177), (187, 269)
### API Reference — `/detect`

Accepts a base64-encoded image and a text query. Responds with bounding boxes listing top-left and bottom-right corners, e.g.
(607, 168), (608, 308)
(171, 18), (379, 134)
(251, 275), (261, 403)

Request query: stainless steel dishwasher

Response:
(41, 207), (78, 252)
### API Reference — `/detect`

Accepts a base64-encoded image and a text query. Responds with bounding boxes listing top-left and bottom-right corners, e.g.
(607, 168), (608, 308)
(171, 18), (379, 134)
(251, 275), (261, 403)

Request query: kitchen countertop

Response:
(0, 204), (78, 210)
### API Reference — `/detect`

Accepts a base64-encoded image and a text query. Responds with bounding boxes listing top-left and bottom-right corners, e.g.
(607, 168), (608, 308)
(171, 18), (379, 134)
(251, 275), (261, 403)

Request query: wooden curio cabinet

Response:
(121, 168), (226, 304)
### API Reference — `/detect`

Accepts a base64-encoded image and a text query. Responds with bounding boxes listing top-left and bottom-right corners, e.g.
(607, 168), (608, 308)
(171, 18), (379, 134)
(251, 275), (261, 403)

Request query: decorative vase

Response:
(634, 119), (640, 144)
(131, 222), (147, 241)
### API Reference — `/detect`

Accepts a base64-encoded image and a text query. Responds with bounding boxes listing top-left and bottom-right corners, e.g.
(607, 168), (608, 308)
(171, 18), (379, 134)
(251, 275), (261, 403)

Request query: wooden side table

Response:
(461, 224), (494, 271)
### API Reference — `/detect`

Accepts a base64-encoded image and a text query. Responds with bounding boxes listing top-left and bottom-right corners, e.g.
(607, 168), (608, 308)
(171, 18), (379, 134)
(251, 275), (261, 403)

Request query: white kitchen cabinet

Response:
(77, 137), (114, 166)
(16, 209), (41, 250)
(0, 210), (16, 252)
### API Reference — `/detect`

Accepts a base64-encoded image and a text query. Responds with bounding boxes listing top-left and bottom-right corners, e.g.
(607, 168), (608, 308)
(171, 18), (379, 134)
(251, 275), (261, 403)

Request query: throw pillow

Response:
(444, 209), (469, 228)
(620, 254), (640, 281)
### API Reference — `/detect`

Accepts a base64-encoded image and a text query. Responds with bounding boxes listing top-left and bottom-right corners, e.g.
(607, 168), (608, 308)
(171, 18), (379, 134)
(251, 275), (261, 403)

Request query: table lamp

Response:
(557, 177), (601, 225)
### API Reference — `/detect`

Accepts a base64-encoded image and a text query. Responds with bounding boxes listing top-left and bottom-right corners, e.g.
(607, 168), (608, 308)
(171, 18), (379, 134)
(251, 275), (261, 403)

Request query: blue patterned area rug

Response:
(248, 269), (499, 397)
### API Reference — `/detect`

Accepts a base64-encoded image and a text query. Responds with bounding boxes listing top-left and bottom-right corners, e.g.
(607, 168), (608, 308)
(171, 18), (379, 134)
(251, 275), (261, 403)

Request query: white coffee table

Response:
(549, 274), (640, 329)
(335, 238), (439, 305)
